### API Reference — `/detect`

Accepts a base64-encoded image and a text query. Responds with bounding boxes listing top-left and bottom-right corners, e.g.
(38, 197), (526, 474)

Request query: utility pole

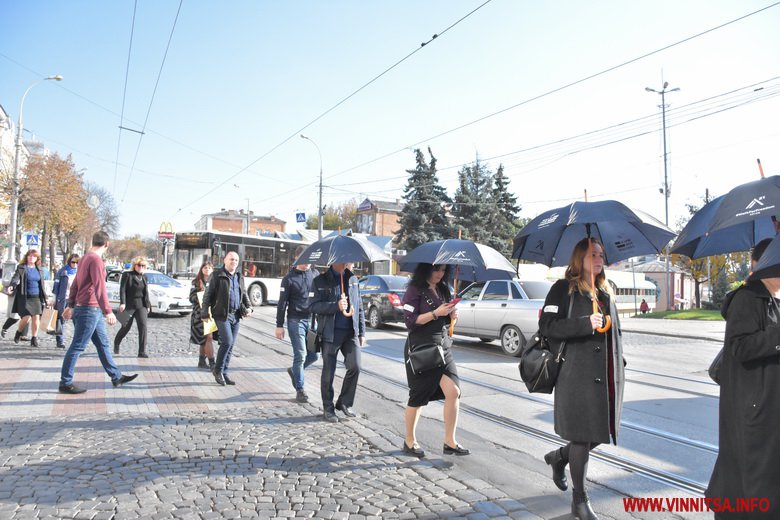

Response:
(646, 81), (679, 311)
(300, 135), (323, 239)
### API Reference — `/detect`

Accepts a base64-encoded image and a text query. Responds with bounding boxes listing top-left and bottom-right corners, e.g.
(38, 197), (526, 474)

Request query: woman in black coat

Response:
(113, 257), (151, 357)
(189, 261), (215, 369)
(10, 249), (48, 347)
(705, 241), (780, 518)
(538, 238), (624, 520)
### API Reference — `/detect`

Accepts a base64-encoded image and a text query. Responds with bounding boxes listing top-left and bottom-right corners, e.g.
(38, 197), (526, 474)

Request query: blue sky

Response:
(2, 0), (779, 239)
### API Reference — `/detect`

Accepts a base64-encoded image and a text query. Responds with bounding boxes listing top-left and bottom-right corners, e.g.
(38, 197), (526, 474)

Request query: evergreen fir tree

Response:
(452, 160), (494, 245)
(489, 165), (520, 256)
(395, 148), (454, 250)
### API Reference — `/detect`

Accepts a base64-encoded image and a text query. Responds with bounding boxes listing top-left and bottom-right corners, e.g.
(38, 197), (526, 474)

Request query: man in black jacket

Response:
(202, 252), (252, 386)
(275, 263), (319, 403)
(308, 263), (365, 422)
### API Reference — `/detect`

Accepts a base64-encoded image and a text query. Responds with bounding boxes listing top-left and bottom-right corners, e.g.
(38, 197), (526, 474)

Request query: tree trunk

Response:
(41, 220), (48, 269)
(694, 279), (701, 309)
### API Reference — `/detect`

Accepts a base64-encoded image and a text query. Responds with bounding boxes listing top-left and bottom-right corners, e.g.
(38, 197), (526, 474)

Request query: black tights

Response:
(561, 442), (599, 493)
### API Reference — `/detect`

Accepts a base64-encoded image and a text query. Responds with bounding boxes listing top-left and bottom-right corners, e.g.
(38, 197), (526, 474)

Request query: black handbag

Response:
(306, 314), (322, 354)
(519, 296), (574, 394)
(708, 348), (723, 384)
(407, 342), (446, 375)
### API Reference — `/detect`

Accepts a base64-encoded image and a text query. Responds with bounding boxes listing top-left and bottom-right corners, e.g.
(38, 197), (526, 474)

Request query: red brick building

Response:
(355, 198), (402, 236)
(195, 209), (285, 236)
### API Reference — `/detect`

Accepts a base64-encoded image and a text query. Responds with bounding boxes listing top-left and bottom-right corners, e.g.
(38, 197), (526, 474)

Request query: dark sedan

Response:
(358, 275), (409, 328)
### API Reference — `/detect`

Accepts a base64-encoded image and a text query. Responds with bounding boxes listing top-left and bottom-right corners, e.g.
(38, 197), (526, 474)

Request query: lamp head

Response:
(663, 81), (668, 89)
(645, 87), (656, 93)
(47, 75), (63, 81)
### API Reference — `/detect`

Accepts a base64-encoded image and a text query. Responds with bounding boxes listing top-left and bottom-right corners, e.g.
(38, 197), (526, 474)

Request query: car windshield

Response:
(144, 272), (182, 288)
(383, 276), (409, 291)
(519, 280), (553, 300)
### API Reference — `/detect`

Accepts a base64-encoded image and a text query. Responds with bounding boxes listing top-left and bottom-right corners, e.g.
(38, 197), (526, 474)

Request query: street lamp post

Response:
(300, 134), (323, 240)
(646, 81), (679, 311)
(7, 75), (63, 263)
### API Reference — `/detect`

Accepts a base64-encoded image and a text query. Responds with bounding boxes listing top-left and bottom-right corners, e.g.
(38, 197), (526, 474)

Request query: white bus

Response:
(172, 231), (308, 306)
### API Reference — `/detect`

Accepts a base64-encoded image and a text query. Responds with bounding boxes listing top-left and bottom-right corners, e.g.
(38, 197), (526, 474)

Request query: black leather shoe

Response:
(214, 372), (226, 386)
(198, 356), (208, 369)
(443, 443), (470, 456)
(57, 343), (66, 349)
(30, 337), (39, 347)
(138, 352), (149, 358)
(223, 375), (236, 385)
(286, 367), (296, 390)
(544, 447), (569, 491)
(572, 490), (599, 520)
(1, 328), (6, 338)
(58, 384), (87, 394)
(112, 374), (138, 387)
(323, 411), (339, 423)
(336, 403), (357, 418)
(296, 390), (309, 403)
(402, 442), (425, 458)
(14, 331), (21, 344)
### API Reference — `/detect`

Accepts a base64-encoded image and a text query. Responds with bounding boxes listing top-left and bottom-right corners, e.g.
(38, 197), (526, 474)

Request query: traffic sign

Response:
(295, 212), (306, 223)
(25, 234), (39, 247)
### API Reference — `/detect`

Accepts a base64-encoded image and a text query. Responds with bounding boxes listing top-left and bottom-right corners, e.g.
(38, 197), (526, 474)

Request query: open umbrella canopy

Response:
(671, 193), (777, 259)
(748, 234), (780, 281)
(399, 239), (516, 282)
(671, 176), (780, 259)
(293, 234), (389, 266)
(512, 200), (676, 267)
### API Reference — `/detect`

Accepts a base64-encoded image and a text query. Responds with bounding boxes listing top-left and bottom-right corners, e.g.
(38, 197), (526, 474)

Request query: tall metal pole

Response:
(646, 82), (679, 311)
(245, 198), (250, 235)
(300, 134), (323, 239)
(7, 75), (63, 262)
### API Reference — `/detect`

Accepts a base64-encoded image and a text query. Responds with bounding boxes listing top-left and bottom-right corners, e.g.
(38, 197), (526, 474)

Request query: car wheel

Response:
(247, 284), (264, 306)
(368, 307), (382, 329)
(500, 325), (525, 357)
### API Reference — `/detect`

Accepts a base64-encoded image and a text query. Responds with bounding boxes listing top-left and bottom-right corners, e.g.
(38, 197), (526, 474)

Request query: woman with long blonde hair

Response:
(113, 256), (151, 357)
(538, 237), (624, 520)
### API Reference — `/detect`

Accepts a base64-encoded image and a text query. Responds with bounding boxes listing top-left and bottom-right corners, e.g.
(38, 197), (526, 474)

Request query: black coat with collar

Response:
(119, 270), (150, 310)
(539, 278), (624, 445)
(201, 267), (251, 321)
(307, 267), (365, 343)
(706, 281), (780, 517)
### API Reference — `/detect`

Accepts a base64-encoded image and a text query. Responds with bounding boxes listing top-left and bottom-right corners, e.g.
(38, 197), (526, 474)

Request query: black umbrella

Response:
(512, 200), (676, 267)
(748, 233), (780, 280)
(671, 174), (780, 259)
(294, 234), (389, 266)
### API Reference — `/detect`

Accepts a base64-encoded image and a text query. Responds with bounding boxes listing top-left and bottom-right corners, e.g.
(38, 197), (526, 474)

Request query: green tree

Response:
(489, 165), (520, 256)
(452, 160), (494, 244)
(306, 199), (358, 232)
(395, 148), (453, 250)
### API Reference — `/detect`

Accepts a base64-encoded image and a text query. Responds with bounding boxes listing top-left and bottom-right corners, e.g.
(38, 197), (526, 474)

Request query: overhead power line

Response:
(112, 0), (138, 197)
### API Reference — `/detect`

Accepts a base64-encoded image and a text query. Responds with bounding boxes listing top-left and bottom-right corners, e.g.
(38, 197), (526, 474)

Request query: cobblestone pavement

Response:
(0, 313), (542, 520)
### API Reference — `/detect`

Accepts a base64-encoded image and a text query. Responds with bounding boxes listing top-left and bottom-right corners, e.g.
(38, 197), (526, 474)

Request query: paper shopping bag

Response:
(44, 308), (59, 335)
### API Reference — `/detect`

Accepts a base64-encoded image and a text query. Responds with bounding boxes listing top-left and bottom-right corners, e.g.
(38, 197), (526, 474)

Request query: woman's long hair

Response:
(194, 261), (213, 291)
(22, 249), (41, 268)
(65, 253), (80, 268)
(564, 237), (612, 296)
(409, 263), (452, 301)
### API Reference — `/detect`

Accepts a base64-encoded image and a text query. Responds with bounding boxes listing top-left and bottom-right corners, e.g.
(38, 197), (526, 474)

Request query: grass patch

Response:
(636, 309), (723, 321)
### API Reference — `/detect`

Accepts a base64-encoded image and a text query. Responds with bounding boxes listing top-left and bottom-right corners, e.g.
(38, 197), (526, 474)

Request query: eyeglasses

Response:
(70, 261), (79, 265)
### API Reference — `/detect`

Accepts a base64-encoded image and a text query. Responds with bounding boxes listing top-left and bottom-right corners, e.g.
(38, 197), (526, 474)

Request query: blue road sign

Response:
(25, 234), (39, 247)
(296, 212), (306, 223)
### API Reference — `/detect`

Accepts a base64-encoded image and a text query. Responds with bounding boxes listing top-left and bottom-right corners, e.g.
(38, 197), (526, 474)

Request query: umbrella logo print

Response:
(538, 213), (559, 228)
(309, 249), (323, 261)
(745, 197), (765, 210)
(533, 240), (544, 251)
(451, 251), (471, 263)
(735, 195), (774, 218)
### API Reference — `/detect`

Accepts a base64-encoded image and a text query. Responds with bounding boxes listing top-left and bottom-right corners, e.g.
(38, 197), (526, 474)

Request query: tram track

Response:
(240, 316), (712, 495)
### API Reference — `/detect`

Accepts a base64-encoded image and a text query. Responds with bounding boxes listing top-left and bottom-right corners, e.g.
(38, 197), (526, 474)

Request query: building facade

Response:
(195, 209), (285, 236)
(356, 198), (402, 236)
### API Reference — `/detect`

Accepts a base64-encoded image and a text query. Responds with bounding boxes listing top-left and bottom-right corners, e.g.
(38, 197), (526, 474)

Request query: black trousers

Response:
(114, 307), (148, 354)
(321, 328), (361, 412)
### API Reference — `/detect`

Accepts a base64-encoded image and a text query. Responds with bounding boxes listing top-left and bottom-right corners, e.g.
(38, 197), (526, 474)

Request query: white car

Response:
(106, 269), (192, 315)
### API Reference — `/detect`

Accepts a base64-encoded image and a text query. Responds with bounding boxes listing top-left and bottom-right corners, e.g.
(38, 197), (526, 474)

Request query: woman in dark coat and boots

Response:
(10, 249), (48, 347)
(113, 257), (151, 357)
(400, 263), (468, 458)
(705, 239), (780, 518)
(52, 253), (79, 348)
(189, 261), (216, 369)
(539, 238), (624, 520)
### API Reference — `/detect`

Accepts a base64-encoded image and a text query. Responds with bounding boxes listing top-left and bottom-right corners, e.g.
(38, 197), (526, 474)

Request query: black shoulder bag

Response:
(407, 291), (449, 375)
(519, 295), (575, 394)
(306, 313), (322, 354)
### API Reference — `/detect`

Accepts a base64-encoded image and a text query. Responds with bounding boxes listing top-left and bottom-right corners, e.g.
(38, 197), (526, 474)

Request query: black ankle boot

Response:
(14, 331), (21, 344)
(572, 490), (599, 520)
(544, 447), (568, 491)
(30, 336), (39, 347)
(208, 357), (215, 368)
(198, 356), (208, 369)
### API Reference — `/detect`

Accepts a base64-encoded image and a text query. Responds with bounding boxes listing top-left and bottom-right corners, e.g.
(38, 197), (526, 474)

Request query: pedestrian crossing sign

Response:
(25, 234), (39, 247)
(296, 212), (306, 223)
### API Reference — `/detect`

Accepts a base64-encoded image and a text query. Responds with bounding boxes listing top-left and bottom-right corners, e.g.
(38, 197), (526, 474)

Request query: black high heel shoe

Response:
(443, 443), (470, 456)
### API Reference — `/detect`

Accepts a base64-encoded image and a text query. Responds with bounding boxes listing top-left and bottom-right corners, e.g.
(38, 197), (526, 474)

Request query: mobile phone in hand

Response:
(449, 297), (462, 306)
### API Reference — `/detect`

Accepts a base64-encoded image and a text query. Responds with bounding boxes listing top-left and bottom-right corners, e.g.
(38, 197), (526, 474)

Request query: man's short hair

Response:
(92, 231), (110, 247)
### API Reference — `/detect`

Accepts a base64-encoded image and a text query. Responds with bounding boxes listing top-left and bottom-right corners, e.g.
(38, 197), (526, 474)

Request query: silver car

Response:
(453, 279), (553, 356)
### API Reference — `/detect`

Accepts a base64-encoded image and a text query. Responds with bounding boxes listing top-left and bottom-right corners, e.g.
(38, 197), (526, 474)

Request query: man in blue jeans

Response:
(275, 262), (319, 403)
(59, 231), (137, 394)
(202, 252), (252, 386)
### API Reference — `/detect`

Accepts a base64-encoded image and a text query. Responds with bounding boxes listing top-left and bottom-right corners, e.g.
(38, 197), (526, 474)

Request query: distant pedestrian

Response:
(51, 253), (80, 349)
(308, 262), (365, 422)
(706, 238), (779, 518)
(401, 263), (468, 458)
(276, 260), (319, 403)
(639, 299), (649, 314)
(201, 252), (253, 386)
(113, 257), (151, 358)
(539, 238), (624, 520)
(59, 231), (138, 394)
(10, 249), (48, 347)
(1, 258), (29, 340)
(189, 261), (216, 370)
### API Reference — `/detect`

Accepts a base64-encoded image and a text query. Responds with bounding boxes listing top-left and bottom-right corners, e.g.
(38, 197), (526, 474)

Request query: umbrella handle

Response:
(340, 272), (354, 317)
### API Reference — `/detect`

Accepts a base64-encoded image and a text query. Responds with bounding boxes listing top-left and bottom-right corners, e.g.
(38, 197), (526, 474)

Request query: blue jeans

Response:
(215, 312), (240, 375)
(287, 318), (319, 390)
(60, 306), (123, 386)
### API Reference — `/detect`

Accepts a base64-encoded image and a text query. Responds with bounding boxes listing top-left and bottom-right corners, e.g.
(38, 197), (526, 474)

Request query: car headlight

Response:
(150, 288), (166, 297)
